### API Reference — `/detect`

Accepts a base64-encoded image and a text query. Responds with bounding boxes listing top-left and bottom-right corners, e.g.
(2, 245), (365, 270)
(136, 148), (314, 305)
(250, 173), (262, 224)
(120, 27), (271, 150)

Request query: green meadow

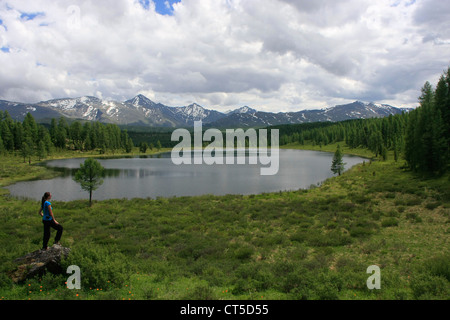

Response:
(0, 144), (449, 300)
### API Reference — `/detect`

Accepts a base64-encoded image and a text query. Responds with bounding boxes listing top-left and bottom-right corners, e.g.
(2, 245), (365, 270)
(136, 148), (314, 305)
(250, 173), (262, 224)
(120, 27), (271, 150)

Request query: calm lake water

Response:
(5, 150), (365, 201)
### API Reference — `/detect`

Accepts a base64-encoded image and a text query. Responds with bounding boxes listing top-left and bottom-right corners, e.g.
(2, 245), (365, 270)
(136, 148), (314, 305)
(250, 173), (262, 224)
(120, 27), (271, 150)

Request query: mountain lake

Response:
(5, 149), (366, 201)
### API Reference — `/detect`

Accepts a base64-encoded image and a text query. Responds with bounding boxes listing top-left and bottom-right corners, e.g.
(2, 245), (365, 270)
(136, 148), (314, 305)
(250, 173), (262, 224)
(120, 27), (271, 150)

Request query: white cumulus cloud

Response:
(0, 0), (449, 111)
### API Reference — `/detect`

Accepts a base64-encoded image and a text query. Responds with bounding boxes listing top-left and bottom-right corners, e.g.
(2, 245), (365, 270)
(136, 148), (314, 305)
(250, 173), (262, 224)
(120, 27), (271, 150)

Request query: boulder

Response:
(9, 245), (70, 283)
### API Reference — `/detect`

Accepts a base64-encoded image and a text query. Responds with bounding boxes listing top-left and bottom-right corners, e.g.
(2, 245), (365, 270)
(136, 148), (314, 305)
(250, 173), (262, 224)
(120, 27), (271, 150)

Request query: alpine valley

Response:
(0, 94), (409, 128)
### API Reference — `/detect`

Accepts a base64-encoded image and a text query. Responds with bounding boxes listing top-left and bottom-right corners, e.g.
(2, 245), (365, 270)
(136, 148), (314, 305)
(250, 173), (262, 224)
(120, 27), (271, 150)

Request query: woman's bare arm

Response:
(47, 204), (59, 224)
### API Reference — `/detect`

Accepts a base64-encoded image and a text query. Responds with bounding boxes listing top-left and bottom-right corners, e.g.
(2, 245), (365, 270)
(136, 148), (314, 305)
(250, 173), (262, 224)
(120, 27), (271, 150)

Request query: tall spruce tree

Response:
(404, 73), (449, 175)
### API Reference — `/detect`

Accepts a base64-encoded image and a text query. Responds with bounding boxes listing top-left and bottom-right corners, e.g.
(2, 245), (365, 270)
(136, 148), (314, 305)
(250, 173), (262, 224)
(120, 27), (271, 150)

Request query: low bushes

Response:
(61, 243), (131, 290)
(1, 154), (449, 300)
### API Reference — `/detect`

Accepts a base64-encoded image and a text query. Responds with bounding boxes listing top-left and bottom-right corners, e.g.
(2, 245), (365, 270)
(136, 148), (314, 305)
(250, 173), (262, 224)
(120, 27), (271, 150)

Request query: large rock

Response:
(9, 245), (70, 283)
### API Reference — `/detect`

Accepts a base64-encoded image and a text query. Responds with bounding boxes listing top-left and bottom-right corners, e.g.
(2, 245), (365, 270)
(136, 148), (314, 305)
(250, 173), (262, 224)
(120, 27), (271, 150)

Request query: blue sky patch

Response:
(20, 12), (45, 21)
(0, 18), (6, 31)
(139, 0), (150, 10)
(139, 0), (181, 15)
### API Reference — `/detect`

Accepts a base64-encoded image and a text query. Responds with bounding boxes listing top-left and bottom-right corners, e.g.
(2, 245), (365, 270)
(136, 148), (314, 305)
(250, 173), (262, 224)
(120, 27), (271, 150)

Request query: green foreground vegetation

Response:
(0, 68), (449, 300)
(0, 143), (449, 300)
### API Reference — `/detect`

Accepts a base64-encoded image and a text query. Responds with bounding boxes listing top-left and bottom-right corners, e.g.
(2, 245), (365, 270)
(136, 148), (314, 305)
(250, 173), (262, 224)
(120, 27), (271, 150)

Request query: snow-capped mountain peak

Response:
(177, 103), (210, 119)
(0, 97), (407, 128)
(229, 106), (257, 114)
(125, 94), (157, 109)
(186, 103), (203, 112)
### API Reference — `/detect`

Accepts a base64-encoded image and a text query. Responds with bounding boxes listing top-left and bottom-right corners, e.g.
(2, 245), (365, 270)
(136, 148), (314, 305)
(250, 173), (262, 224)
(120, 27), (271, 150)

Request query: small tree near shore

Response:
(331, 144), (346, 176)
(74, 158), (105, 206)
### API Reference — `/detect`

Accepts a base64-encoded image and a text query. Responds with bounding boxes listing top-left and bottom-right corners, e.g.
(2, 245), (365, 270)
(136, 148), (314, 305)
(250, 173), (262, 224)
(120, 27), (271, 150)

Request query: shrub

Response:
(371, 211), (381, 221)
(406, 198), (422, 206)
(285, 270), (342, 300)
(410, 273), (449, 299)
(290, 230), (308, 243)
(287, 244), (309, 260)
(349, 192), (371, 204)
(423, 254), (450, 281)
(232, 278), (259, 295)
(182, 284), (217, 300)
(387, 209), (400, 217)
(0, 272), (12, 289)
(303, 253), (331, 271)
(200, 266), (226, 287)
(425, 201), (441, 210)
(349, 220), (378, 237)
(62, 244), (130, 290)
(406, 212), (422, 223)
(349, 226), (374, 237)
(307, 231), (352, 247)
(234, 245), (254, 261)
(335, 256), (359, 271)
(314, 272), (342, 300)
(381, 217), (399, 227)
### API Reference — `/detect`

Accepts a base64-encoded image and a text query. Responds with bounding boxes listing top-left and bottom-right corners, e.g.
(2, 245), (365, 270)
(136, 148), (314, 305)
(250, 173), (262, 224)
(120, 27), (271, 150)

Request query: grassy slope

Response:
(280, 141), (376, 159)
(0, 144), (448, 300)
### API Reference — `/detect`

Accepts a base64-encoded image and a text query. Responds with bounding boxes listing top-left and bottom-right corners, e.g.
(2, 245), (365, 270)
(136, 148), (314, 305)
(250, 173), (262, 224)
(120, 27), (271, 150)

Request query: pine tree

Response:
(70, 121), (82, 150)
(73, 158), (105, 206)
(381, 145), (388, 161)
(125, 137), (134, 153)
(37, 140), (46, 161)
(429, 109), (447, 174)
(55, 126), (67, 149)
(50, 118), (57, 144)
(404, 75), (449, 175)
(442, 68), (450, 139)
(331, 144), (346, 176)
(0, 135), (4, 155)
(1, 120), (14, 151)
(393, 138), (399, 162)
(43, 131), (53, 155)
(404, 109), (419, 170)
(13, 122), (24, 151)
(139, 142), (148, 154)
(23, 113), (38, 145)
(156, 140), (162, 151)
(21, 137), (34, 164)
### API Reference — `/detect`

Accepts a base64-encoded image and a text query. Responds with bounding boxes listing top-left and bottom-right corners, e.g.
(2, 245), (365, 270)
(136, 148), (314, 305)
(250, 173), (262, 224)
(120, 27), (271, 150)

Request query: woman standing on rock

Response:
(38, 192), (63, 251)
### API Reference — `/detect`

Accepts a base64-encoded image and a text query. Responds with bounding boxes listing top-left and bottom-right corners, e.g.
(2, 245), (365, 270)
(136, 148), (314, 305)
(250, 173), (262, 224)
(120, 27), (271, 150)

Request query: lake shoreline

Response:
(3, 146), (368, 202)
(1, 145), (448, 300)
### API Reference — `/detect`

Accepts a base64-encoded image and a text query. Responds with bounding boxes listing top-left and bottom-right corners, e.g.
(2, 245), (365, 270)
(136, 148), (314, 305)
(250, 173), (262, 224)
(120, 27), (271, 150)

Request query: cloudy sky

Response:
(0, 0), (449, 112)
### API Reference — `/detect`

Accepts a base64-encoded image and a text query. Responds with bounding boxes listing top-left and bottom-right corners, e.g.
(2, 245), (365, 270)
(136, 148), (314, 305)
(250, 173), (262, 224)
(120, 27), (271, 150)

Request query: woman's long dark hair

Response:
(41, 192), (51, 210)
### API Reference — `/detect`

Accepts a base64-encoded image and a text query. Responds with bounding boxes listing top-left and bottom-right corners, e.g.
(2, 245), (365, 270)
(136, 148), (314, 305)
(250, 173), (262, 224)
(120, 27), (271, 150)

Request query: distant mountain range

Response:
(0, 94), (409, 128)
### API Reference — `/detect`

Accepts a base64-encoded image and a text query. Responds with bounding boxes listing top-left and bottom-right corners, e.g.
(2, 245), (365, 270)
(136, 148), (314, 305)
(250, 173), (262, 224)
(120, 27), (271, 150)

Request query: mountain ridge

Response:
(0, 95), (409, 128)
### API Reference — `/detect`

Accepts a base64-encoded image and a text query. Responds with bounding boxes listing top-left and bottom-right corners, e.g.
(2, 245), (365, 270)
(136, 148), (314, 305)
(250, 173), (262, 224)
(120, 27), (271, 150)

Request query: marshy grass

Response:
(0, 147), (449, 300)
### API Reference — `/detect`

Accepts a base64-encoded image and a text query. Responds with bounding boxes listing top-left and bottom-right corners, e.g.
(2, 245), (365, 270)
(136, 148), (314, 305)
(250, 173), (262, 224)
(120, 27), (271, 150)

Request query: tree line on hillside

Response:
(272, 67), (450, 175)
(273, 114), (406, 162)
(0, 112), (135, 162)
(1, 68), (448, 174)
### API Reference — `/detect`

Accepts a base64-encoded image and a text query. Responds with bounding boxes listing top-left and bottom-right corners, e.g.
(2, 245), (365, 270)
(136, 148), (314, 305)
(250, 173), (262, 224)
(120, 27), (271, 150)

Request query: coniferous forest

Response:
(275, 67), (450, 175)
(0, 114), (135, 161)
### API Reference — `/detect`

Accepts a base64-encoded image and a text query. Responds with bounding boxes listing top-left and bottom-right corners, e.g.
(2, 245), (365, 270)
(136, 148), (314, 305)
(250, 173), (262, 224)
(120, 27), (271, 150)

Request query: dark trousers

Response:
(42, 220), (63, 249)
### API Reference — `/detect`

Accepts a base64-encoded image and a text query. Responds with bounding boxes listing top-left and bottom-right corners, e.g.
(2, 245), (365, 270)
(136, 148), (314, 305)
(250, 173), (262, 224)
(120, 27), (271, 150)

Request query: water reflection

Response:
(6, 150), (366, 201)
